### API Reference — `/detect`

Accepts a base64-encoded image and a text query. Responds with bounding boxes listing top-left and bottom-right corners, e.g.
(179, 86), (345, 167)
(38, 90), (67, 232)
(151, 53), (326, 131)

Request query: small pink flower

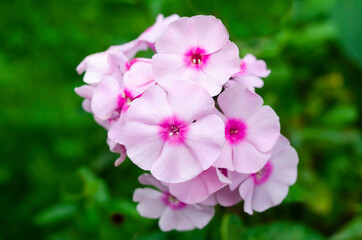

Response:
(121, 81), (225, 183)
(74, 84), (97, 113)
(213, 85), (280, 173)
(133, 174), (215, 231)
(225, 54), (271, 91)
(152, 15), (240, 96)
(228, 135), (299, 214)
(168, 167), (230, 204)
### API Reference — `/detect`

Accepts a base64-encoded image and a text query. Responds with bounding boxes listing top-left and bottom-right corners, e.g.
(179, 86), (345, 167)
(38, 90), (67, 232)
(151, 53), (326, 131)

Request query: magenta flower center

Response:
(161, 192), (186, 210)
(159, 116), (188, 145)
(225, 118), (247, 144)
(252, 162), (273, 185)
(184, 47), (209, 69)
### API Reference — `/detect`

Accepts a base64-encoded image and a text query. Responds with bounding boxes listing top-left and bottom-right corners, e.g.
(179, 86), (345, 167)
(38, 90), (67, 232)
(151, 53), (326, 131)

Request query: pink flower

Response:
(121, 81), (225, 183)
(213, 85), (280, 173)
(152, 15), (240, 96)
(74, 84), (97, 113)
(229, 135), (299, 214)
(225, 54), (271, 91)
(76, 49), (128, 84)
(168, 167), (230, 204)
(133, 174), (215, 231)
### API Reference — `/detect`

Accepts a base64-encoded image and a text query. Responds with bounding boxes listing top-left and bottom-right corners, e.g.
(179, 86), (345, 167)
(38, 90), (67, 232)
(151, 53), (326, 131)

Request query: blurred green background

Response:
(0, 0), (361, 239)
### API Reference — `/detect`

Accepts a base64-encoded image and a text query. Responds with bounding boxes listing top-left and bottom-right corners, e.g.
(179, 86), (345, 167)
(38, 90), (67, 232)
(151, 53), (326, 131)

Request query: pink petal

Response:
(151, 144), (203, 183)
(270, 135), (290, 156)
(81, 99), (92, 113)
(212, 143), (234, 170)
(182, 204), (215, 229)
(218, 85), (263, 120)
(107, 113), (127, 143)
(169, 167), (229, 204)
(192, 15), (229, 54)
(269, 146), (299, 186)
(228, 171), (250, 191)
(202, 42), (240, 91)
(251, 180), (289, 212)
(168, 81), (215, 123)
(91, 76), (120, 120)
(152, 54), (186, 89)
(138, 174), (168, 192)
(74, 85), (96, 99)
(126, 84), (171, 125)
(238, 177), (255, 215)
(133, 188), (166, 219)
(233, 141), (270, 174)
(122, 122), (164, 170)
(155, 17), (197, 54)
(246, 106), (280, 152)
(243, 54), (271, 78)
(215, 186), (242, 207)
(159, 207), (195, 231)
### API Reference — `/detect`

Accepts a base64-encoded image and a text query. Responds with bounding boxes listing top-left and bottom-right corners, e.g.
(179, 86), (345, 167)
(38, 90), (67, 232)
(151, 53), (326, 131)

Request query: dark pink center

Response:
(158, 116), (188, 145)
(252, 162), (273, 185)
(225, 118), (247, 144)
(117, 89), (134, 112)
(219, 168), (228, 177)
(184, 47), (209, 69)
(161, 192), (186, 210)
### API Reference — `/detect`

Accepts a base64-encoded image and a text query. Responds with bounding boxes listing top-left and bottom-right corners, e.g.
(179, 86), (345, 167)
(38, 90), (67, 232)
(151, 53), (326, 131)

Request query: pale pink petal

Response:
(230, 76), (264, 92)
(113, 145), (127, 167)
(270, 135), (290, 156)
(233, 141), (270, 174)
(196, 69), (223, 96)
(218, 86), (263, 120)
(74, 85), (96, 99)
(182, 205), (215, 229)
(91, 76), (120, 120)
(202, 194), (218, 206)
(269, 146), (299, 186)
(81, 99), (92, 113)
(122, 122), (164, 170)
(238, 177), (255, 215)
(202, 42), (240, 89)
(107, 113), (127, 143)
(138, 174), (168, 192)
(228, 171), (250, 191)
(159, 207), (195, 231)
(251, 180), (289, 212)
(155, 17), (197, 54)
(246, 106), (280, 152)
(169, 167), (229, 204)
(126, 85), (172, 125)
(133, 188), (166, 219)
(243, 54), (271, 78)
(185, 114), (225, 170)
(151, 144), (203, 183)
(212, 143), (234, 170)
(215, 186), (242, 207)
(168, 81), (215, 123)
(192, 15), (229, 54)
(152, 54), (187, 88)
(108, 40), (148, 60)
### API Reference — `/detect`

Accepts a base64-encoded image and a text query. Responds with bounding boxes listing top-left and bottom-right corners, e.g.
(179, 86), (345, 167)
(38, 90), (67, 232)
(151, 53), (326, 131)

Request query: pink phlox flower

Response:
(228, 135), (299, 214)
(152, 15), (240, 96)
(133, 174), (215, 231)
(121, 81), (225, 183)
(213, 85), (280, 174)
(74, 84), (97, 113)
(225, 54), (271, 91)
(167, 167), (231, 204)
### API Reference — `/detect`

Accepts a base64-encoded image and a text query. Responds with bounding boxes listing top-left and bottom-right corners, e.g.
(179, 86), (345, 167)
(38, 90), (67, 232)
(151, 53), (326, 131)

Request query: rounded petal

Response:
(91, 76), (120, 120)
(269, 146), (299, 186)
(228, 171), (250, 191)
(133, 188), (166, 219)
(159, 207), (195, 231)
(182, 205), (215, 229)
(192, 15), (229, 54)
(202, 42), (240, 89)
(243, 54), (271, 78)
(74, 85), (95, 99)
(218, 85), (263, 119)
(252, 180), (289, 212)
(126, 84), (171, 125)
(169, 167), (229, 204)
(123, 58), (155, 95)
(122, 122), (164, 170)
(233, 141), (270, 174)
(168, 81), (215, 123)
(155, 17), (197, 54)
(138, 173), (168, 192)
(246, 106), (280, 152)
(212, 143), (234, 170)
(238, 177), (255, 215)
(215, 186), (242, 207)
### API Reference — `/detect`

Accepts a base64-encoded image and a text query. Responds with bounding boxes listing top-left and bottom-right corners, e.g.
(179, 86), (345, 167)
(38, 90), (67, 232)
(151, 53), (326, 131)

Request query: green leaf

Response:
(330, 216), (362, 240)
(34, 204), (77, 225)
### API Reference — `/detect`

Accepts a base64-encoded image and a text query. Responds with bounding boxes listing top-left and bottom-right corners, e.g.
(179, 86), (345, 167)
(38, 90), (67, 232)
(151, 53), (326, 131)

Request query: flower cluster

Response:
(75, 14), (299, 232)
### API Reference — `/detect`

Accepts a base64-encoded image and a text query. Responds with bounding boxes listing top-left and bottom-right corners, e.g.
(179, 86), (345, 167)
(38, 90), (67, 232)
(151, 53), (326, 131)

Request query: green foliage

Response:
(0, 0), (361, 239)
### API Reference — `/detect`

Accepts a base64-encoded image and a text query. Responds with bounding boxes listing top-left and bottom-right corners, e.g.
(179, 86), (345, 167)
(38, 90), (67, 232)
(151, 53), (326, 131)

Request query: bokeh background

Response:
(1, 0), (361, 239)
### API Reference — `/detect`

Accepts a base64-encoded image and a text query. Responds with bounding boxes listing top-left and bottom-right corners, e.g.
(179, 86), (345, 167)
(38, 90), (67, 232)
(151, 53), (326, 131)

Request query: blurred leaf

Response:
(221, 213), (244, 240)
(330, 216), (362, 240)
(34, 204), (77, 225)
